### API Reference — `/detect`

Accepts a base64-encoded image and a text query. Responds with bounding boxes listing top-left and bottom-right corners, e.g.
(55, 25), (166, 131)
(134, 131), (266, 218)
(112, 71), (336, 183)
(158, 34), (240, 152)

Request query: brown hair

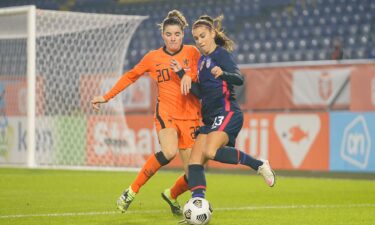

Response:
(193, 15), (234, 52)
(158, 10), (188, 32)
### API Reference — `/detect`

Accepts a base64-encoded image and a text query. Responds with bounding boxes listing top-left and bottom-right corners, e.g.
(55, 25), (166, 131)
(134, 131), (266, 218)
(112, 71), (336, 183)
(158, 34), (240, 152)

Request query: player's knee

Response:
(204, 147), (217, 160)
(155, 151), (174, 166)
(160, 148), (177, 161)
(188, 152), (202, 165)
(189, 157), (199, 165)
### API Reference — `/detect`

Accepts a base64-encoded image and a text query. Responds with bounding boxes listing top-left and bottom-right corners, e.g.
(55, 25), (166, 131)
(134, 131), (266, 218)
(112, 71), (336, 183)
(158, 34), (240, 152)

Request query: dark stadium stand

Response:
(1, 0), (374, 68)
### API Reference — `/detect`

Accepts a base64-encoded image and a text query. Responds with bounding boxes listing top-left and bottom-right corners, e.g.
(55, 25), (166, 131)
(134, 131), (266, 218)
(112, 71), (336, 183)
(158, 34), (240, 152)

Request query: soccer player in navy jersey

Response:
(176, 15), (276, 199)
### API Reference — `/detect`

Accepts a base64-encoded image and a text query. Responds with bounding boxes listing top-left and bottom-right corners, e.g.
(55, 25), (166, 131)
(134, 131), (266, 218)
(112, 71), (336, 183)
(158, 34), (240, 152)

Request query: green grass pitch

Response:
(0, 168), (374, 225)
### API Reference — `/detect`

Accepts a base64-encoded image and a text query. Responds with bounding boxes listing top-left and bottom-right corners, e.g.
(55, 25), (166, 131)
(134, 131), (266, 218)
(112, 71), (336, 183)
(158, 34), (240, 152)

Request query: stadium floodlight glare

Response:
(0, 5), (146, 168)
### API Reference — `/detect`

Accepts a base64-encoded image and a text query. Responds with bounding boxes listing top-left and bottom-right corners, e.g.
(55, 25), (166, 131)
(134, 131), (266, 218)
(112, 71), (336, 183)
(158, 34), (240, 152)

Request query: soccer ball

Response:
(183, 197), (213, 225)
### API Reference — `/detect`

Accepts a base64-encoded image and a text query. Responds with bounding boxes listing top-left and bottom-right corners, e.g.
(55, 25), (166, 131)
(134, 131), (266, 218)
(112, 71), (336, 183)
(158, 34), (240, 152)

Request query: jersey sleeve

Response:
(103, 53), (151, 101)
(215, 49), (244, 85)
(185, 46), (201, 82)
(215, 49), (239, 73)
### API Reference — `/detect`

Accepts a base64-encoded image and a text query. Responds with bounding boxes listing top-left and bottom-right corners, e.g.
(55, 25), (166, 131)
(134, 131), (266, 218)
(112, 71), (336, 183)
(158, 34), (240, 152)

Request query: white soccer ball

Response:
(183, 197), (213, 225)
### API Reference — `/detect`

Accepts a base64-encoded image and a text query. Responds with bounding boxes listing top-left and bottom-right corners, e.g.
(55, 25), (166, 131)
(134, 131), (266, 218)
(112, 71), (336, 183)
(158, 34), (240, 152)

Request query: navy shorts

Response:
(197, 111), (243, 147)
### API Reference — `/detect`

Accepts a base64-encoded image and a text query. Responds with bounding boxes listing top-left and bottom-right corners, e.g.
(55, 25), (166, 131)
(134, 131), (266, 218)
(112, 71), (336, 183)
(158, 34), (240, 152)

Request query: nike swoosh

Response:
(156, 63), (161, 66)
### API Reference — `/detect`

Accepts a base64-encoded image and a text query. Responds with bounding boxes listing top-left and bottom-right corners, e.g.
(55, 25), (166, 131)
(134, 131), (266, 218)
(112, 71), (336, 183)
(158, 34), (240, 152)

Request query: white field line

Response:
(1, 203), (374, 219)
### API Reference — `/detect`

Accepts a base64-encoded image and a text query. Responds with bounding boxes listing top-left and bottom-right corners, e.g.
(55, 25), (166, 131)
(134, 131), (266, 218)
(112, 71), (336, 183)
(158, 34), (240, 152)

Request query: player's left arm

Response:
(187, 46), (201, 82)
(171, 46), (201, 96)
(174, 67), (201, 98)
(183, 46), (201, 96)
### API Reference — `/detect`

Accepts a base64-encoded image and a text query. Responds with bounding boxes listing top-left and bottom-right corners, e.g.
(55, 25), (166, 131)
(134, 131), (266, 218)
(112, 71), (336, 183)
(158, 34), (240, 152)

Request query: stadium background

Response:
(0, 0), (375, 174)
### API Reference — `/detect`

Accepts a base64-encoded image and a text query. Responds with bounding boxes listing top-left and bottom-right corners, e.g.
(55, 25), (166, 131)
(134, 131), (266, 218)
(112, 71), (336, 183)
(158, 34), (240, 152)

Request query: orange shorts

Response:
(154, 113), (201, 149)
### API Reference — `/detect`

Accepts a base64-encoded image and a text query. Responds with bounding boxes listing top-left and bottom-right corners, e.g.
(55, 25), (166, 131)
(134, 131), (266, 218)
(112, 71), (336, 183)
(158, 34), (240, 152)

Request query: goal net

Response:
(0, 6), (147, 168)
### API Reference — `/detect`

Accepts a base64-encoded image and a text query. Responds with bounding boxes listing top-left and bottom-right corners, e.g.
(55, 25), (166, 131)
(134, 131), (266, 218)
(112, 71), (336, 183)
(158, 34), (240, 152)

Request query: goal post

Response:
(0, 5), (147, 169)
(27, 5), (36, 168)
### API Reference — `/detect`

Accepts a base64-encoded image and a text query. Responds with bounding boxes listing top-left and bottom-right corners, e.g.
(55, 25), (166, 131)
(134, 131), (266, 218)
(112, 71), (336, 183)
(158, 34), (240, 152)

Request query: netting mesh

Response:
(0, 8), (146, 167)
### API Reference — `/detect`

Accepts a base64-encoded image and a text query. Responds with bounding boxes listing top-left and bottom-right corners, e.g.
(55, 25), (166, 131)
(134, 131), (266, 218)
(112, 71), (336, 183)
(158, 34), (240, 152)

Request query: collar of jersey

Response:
(206, 45), (220, 57)
(163, 44), (184, 56)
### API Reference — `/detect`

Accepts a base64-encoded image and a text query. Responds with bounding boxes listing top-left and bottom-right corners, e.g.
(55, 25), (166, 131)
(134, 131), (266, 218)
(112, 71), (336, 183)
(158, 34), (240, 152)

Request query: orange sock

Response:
(170, 174), (189, 199)
(130, 154), (161, 193)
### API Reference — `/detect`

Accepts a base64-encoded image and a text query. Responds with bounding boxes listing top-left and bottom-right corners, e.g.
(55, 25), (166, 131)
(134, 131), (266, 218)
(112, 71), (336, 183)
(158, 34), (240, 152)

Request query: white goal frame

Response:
(0, 5), (37, 167)
(0, 5), (147, 169)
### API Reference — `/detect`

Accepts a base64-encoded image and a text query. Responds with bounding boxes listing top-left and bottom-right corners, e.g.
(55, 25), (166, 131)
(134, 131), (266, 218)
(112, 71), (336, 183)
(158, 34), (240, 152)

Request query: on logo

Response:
(340, 115), (371, 169)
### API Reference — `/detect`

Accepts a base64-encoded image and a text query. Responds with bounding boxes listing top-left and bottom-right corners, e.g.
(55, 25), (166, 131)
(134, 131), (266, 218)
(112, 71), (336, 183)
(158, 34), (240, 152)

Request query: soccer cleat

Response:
(116, 187), (136, 213)
(161, 189), (182, 216)
(257, 160), (276, 187)
(178, 219), (189, 224)
(178, 219), (188, 224)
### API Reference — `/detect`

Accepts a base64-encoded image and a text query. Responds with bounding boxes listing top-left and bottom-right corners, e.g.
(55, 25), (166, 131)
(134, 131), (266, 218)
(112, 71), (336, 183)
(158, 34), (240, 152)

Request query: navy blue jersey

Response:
(197, 46), (242, 124)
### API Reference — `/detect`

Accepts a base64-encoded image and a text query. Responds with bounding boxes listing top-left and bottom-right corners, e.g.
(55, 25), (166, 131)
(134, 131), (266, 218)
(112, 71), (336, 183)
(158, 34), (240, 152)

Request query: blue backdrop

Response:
(330, 112), (375, 172)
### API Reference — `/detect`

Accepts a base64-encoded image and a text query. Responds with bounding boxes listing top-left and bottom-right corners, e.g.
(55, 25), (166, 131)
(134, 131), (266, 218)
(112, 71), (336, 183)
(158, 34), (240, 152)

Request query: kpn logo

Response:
(0, 121), (14, 160)
(340, 115), (371, 169)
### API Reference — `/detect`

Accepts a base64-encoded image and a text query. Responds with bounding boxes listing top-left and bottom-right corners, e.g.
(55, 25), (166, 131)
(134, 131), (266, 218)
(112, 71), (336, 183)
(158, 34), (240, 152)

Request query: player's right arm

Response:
(91, 53), (151, 110)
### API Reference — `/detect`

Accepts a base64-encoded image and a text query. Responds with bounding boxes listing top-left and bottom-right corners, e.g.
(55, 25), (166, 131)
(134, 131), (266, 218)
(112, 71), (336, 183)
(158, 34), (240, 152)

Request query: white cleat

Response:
(257, 160), (276, 187)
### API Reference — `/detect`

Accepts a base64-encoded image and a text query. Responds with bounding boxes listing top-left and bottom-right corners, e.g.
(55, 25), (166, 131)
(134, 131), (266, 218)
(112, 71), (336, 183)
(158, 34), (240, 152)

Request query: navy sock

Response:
(188, 164), (206, 198)
(213, 146), (263, 171)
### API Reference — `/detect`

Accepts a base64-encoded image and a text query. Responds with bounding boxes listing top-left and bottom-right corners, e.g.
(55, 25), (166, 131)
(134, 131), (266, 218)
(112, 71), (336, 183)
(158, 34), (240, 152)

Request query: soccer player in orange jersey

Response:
(91, 10), (201, 215)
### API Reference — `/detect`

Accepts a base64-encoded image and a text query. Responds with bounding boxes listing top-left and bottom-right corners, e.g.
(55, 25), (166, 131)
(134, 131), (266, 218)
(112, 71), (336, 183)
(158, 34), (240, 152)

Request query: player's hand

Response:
(91, 96), (107, 110)
(211, 66), (223, 78)
(181, 75), (192, 95)
(170, 59), (182, 72)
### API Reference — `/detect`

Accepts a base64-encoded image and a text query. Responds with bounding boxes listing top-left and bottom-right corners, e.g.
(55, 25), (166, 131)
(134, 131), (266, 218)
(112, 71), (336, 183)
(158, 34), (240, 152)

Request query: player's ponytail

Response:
(159, 10), (188, 32)
(193, 15), (234, 52)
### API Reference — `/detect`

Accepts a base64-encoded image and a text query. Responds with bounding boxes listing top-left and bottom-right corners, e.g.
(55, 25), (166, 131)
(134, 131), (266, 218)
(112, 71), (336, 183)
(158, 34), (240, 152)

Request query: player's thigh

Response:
(189, 134), (207, 165)
(205, 131), (229, 159)
(158, 128), (179, 159)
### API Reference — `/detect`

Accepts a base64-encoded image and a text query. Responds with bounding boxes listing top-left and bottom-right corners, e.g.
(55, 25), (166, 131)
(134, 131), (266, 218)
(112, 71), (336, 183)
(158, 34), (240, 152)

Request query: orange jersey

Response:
(104, 45), (201, 120)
